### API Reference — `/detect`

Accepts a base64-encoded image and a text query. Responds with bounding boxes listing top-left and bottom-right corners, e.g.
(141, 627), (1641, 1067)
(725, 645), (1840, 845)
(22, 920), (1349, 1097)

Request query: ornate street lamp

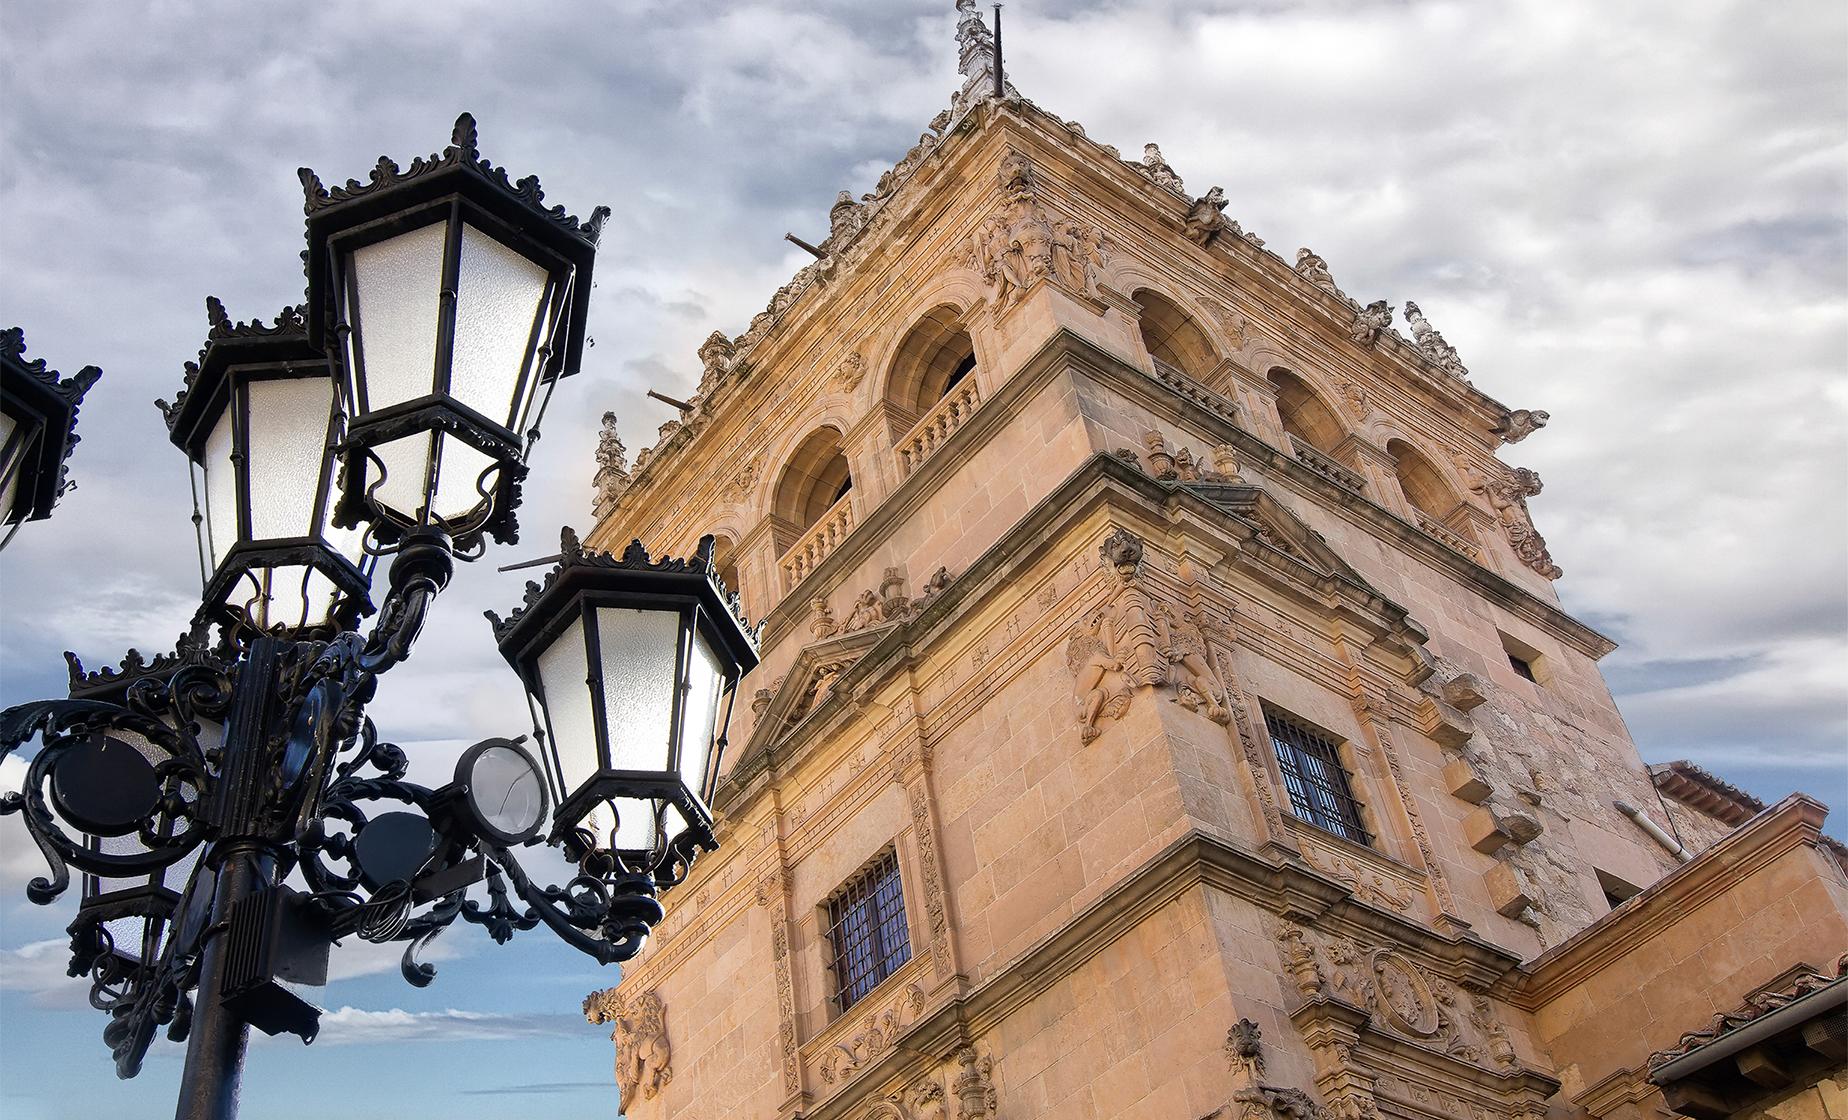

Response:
(299, 114), (610, 551)
(0, 327), (101, 550)
(0, 111), (649, 1120)
(159, 299), (371, 636)
(487, 530), (759, 953)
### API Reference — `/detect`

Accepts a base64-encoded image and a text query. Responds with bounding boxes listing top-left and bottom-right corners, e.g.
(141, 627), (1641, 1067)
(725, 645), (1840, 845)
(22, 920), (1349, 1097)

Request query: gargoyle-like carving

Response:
(1295, 249), (1340, 296)
(1228, 1018), (1265, 1078)
(1491, 409), (1548, 444)
(1186, 186), (1229, 246)
(967, 152), (1109, 314)
(585, 987), (671, 1104)
(913, 566), (954, 612)
(1139, 142), (1186, 194)
(1348, 300), (1393, 347)
(1402, 301), (1469, 380)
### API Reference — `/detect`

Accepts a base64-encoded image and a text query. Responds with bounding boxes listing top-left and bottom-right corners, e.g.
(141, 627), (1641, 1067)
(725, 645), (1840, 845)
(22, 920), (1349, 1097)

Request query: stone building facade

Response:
(579, 11), (1848, 1119)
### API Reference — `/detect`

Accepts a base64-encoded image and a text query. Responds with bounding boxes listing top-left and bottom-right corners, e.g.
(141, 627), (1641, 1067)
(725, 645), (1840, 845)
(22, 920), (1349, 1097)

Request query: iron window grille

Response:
(1263, 705), (1372, 846)
(825, 848), (911, 1013)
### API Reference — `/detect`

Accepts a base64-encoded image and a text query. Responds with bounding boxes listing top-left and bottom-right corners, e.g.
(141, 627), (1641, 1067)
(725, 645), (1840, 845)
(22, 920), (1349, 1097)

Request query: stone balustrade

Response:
(781, 495), (855, 588)
(1289, 436), (1367, 495)
(896, 379), (983, 477)
(1150, 358), (1241, 426)
(1415, 511), (1481, 560)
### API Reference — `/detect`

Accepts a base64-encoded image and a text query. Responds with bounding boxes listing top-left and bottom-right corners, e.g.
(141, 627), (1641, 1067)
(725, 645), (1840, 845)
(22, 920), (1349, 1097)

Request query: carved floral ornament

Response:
(964, 151), (1112, 317)
(584, 987), (673, 1104)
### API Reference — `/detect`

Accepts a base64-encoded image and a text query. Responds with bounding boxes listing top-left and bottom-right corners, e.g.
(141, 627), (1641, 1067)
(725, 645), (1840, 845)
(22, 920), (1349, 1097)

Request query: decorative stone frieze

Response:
(816, 982), (928, 1084)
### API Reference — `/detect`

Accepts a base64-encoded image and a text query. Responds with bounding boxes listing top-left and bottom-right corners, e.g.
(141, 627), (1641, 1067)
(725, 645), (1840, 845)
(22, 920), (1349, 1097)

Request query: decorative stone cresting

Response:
(585, 987), (672, 1104)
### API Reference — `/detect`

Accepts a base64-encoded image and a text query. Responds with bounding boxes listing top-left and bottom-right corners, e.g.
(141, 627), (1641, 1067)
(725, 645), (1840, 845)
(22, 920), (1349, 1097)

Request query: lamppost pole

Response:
(172, 637), (283, 1120)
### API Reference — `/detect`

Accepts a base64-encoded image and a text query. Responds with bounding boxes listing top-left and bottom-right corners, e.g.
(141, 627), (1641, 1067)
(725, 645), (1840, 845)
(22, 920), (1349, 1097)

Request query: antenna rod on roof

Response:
(992, 4), (1004, 99)
(785, 232), (826, 259)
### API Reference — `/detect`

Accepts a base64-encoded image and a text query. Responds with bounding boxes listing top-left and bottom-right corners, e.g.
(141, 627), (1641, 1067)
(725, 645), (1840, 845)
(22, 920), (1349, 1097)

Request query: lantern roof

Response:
(158, 298), (323, 458)
(487, 527), (760, 675)
(297, 113), (611, 382)
(0, 327), (102, 525)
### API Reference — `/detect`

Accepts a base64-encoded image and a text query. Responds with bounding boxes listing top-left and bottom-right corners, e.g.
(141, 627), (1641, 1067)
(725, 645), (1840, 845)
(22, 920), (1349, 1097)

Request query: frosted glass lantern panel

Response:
(429, 436), (497, 523)
(244, 377), (336, 541)
(534, 614), (598, 803)
(595, 607), (681, 775)
(236, 564), (344, 633)
(607, 795), (659, 855)
(349, 222), (445, 413)
(200, 409), (238, 566)
(368, 433), (434, 524)
(450, 224), (548, 427)
(0, 411), (20, 521)
(677, 630), (725, 797)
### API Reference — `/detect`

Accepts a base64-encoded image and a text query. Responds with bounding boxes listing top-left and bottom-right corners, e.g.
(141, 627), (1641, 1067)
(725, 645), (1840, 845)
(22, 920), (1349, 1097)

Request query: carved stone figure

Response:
(1157, 604), (1232, 722)
(913, 566), (953, 611)
(1463, 463), (1562, 579)
(1348, 300), (1393, 347)
(592, 412), (630, 517)
(1067, 610), (1132, 743)
(835, 350), (867, 394)
(585, 988), (671, 1104)
(1295, 248), (1338, 295)
(1492, 408), (1549, 444)
(909, 1077), (949, 1120)
(1140, 142), (1186, 193)
(1173, 446), (1201, 482)
(697, 331), (735, 396)
(1227, 1018), (1265, 1078)
(967, 152), (1108, 315)
(830, 190), (869, 246)
(1185, 186), (1229, 246)
(843, 589), (884, 632)
(1402, 301), (1469, 379)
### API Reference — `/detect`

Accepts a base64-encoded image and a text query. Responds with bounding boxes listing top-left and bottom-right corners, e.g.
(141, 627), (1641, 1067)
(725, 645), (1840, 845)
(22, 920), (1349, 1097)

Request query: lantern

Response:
(299, 113), (608, 549)
(487, 533), (758, 878)
(160, 300), (370, 635)
(0, 327), (100, 549)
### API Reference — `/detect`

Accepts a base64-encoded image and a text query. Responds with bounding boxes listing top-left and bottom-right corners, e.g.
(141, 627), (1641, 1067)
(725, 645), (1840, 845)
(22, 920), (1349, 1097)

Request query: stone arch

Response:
(883, 303), (978, 422)
(1130, 286), (1220, 380)
(771, 425), (853, 537)
(1267, 367), (1349, 455)
(706, 531), (742, 596)
(1386, 438), (1465, 520)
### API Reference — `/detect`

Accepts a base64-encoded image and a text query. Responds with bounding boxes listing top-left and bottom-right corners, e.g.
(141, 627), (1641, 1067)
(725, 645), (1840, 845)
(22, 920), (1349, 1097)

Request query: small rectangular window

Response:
(1508, 654), (1536, 682)
(1499, 631), (1550, 686)
(1263, 704), (1372, 846)
(826, 849), (911, 1012)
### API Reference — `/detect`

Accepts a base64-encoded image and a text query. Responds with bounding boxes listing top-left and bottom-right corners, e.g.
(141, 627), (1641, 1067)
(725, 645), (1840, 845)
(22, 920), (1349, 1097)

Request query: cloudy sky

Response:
(1, 1), (1843, 1117)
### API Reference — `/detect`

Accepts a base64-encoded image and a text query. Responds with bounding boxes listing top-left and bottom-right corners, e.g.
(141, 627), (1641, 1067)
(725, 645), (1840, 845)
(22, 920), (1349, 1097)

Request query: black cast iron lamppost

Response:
(0, 327), (101, 551)
(0, 115), (758, 1120)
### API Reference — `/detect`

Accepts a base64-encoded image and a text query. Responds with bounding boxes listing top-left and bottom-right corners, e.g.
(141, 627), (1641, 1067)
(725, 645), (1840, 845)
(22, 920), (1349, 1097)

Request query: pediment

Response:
(743, 624), (894, 757)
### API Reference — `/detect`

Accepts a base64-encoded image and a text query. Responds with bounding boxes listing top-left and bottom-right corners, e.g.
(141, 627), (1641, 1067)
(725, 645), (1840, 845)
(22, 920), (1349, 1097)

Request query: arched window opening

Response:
(1133, 289), (1218, 381)
(1267, 369), (1348, 455)
(708, 534), (741, 598)
(1387, 439), (1460, 521)
(885, 306), (977, 421)
(773, 427), (854, 537)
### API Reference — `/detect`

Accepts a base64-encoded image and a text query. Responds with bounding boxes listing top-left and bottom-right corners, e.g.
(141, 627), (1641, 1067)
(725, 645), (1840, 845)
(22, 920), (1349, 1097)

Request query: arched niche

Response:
(884, 304), (977, 424)
(1267, 368), (1349, 455)
(1386, 438), (1463, 521)
(1133, 288), (1218, 380)
(772, 426), (853, 539)
(707, 532), (741, 598)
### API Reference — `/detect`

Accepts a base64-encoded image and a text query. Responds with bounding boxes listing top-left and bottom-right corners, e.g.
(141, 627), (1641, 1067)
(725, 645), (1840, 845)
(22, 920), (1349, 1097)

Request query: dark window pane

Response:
(825, 849), (911, 1012)
(1264, 705), (1371, 846)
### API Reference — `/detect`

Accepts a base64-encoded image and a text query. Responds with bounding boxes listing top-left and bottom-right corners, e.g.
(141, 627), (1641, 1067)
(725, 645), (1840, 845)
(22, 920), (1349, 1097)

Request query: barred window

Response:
(825, 849), (911, 1012)
(1264, 705), (1371, 846)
